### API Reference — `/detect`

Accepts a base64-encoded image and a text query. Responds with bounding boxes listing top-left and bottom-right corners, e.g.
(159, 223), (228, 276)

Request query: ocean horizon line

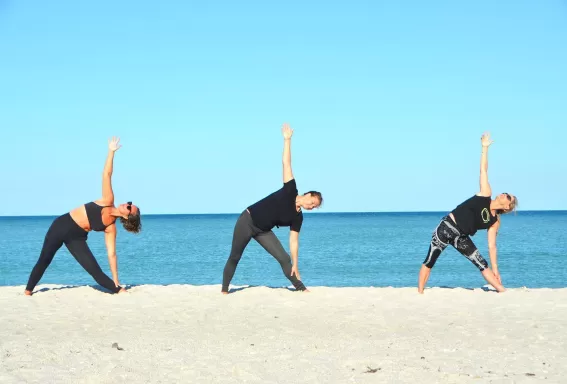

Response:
(1, 209), (566, 219)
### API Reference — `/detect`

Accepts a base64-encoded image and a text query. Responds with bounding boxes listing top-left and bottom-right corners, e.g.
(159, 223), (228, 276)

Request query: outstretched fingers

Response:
(281, 123), (294, 139)
(108, 136), (122, 152)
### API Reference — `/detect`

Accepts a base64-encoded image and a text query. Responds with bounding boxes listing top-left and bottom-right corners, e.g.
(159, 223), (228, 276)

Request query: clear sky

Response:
(0, 1), (566, 215)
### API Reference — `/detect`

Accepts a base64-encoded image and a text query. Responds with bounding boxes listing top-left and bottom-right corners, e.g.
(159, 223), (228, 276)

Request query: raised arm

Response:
(282, 123), (294, 183)
(478, 132), (493, 197)
(487, 218), (501, 283)
(104, 224), (120, 287)
(100, 137), (122, 205)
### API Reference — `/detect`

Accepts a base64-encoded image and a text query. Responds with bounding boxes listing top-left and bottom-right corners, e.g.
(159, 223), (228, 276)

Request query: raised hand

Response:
(108, 136), (122, 152)
(481, 132), (493, 147)
(282, 123), (294, 140)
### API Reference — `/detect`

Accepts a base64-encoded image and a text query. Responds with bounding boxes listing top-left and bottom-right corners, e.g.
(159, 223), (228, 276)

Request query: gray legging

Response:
(222, 210), (306, 292)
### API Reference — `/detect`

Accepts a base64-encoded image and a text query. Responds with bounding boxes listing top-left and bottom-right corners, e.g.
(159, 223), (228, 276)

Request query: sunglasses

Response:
(127, 201), (132, 211)
(503, 193), (512, 201)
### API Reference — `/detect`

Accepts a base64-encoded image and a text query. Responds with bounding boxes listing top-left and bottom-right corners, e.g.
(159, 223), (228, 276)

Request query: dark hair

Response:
(305, 191), (323, 207)
(120, 208), (142, 234)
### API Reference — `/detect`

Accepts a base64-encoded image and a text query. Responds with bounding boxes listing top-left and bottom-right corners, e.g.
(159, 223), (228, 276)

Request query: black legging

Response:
(26, 213), (121, 293)
(222, 210), (306, 292)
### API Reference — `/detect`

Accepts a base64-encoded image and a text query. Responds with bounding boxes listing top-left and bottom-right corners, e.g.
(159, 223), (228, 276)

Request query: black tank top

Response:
(84, 202), (112, 232)
(451, 195), (497, 236)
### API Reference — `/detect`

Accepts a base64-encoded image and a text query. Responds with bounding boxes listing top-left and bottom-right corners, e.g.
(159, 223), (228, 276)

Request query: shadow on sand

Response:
(31, 283), (141, 295)
(226, 285), (299, 294)
(434, 285), (495, 292)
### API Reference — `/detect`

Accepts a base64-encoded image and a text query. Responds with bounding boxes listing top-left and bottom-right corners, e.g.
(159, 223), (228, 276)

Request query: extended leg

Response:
(419, 219), (452, 293)
(254, 231), (306, 291)
(25, 231), (64, 293)
(453, 235), (505, 292)
(222, 212), (254, 292)
(65, 240), (121, 293)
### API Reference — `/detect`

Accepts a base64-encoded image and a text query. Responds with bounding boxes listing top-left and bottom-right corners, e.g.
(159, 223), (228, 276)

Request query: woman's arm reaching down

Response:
(282, 123), (294, 183)
(487, 218), (501, 284)
(289, 230), (300, 280)
(478, 132), (493, 197)
(104, 223), (120, 287)
(101, 137), (122, 205)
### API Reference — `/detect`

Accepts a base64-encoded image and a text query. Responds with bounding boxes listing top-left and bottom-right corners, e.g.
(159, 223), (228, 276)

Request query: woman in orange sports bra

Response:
(24, 137), (141, 296)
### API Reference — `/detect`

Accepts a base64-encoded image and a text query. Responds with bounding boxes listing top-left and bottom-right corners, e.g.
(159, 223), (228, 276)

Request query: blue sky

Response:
(0, 0), (566, 215)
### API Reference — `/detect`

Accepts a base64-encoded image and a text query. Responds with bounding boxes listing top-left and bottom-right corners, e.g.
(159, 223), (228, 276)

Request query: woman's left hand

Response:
(282, 123), (294, 140)
(493, 269), (502, 284)
(108, 136), (122, 152)
(481, 132), (493, 147)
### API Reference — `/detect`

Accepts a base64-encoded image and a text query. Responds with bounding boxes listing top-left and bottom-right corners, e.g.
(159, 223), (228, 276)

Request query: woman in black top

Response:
(418, 132), (517, 294)
(24, 137), (142, 296)
(222, 124), (323, 294)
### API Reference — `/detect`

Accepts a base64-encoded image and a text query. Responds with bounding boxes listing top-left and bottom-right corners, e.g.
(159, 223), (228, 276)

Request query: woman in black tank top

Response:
(418, 133), (518, 294)
(24, 137), (142, 296)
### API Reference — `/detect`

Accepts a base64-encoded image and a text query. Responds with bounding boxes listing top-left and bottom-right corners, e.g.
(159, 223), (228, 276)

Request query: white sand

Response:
(1, 285), (566, 383)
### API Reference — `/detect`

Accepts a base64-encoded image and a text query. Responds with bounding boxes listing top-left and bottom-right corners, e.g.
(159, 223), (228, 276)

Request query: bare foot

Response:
(417, 289), (424, 294)
(24, 290), (32, 296)
(117, 288), (128, 294)
(303, 288), (310, 293)
(221, 291), (229, 295)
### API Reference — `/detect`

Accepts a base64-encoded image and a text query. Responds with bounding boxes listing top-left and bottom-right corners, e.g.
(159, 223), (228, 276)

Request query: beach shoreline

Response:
(1, 285), (566, 383)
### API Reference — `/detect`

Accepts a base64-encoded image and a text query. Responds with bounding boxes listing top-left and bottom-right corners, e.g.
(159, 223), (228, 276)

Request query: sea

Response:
(1, 212), (566, 289)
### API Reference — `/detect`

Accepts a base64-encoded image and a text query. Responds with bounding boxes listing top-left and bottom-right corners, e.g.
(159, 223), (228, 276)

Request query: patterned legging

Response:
(423, 216), (488, 271)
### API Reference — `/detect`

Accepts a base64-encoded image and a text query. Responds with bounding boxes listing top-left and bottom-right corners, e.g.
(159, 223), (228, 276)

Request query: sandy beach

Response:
(1, 285), (565, 383)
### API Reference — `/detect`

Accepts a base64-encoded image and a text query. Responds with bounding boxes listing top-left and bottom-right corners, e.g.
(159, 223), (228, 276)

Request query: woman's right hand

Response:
(108, 136), (122, 152)
(291, 265), (301, 281)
